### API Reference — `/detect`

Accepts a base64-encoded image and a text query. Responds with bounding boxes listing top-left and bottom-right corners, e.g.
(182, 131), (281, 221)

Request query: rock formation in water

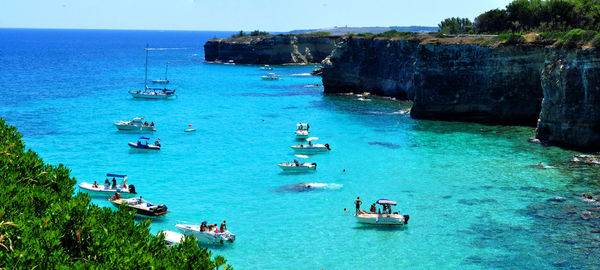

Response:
(536, 50), (600, 150)
(321, 36), (600, 150)
(204, 35), (339, 64)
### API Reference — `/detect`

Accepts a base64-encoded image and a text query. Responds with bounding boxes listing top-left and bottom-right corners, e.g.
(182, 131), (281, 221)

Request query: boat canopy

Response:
(376, 199), (397, 205)
(139, 136), (150, 140)
(106, 173), (127, 178)
(133, 117), (144, 121)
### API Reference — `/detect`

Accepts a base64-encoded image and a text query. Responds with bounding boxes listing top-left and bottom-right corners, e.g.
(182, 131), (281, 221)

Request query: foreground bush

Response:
(0, 119), (231, 269)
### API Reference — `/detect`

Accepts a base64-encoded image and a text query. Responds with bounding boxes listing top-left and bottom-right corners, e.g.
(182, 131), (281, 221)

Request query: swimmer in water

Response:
(538, 162), (544, 168)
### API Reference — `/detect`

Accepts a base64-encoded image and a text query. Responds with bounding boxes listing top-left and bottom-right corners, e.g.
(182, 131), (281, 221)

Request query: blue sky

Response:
(1, 0), (513, 31)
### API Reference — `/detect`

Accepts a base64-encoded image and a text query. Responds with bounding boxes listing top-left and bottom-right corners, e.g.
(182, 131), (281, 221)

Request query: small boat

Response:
(78, 173), (137, 197)
(224, 60), (235, 65)
(278, 162), (317, 172)
(129, 45), (176, 99)
(295, 123), (309, 138)
(184, 124), (196, 132)
(352, 199), (409, 226)
(259, 65), (273, 70)
(158, 230), (184, 247)
(261, 73), (279, 80)
(114, 117), (156, 132)
(109, 197), (169, 217)
(151, 62), (170, 84)
(176, 223), (235, 244)
(290, 141), (330, 153)
(128, 136), (161, 150)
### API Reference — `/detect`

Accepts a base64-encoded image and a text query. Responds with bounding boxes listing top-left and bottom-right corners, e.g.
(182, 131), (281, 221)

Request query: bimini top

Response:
(139, 136), (150, 140)
(106, 173), (127, 178)
(376, 199), (397, 205)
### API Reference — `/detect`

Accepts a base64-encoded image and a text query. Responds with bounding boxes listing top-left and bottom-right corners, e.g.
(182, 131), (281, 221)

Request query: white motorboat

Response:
(352, 199), (409, 226)
(151, 62), (170, 84)
(78, 173), (137, 197)
(129, 45), (176, 99)
(291, 142), (330, 153)
(295, 123), (310, 138)
(114, 117), (156, 131)
(158, 230), (184, 247)
(259, 65), (273, 70)
(278, 162), (317, 172)
(176, 223), (235, 244)
(261, 73), (279, 80)
(109, 197), (169, 217)
(128, 136), (161, 150)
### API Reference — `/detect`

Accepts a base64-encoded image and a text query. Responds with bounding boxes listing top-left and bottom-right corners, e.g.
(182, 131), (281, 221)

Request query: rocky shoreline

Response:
(204, 35), (600, 151)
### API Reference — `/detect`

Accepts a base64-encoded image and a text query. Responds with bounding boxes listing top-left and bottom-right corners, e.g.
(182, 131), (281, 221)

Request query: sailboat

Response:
(128, 45), (176, 99)
(151, 62), (170, 84)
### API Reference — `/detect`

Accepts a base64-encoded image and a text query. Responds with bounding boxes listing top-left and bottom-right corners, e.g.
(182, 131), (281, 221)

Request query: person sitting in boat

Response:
(200, 221), (208, 232)
(110, 192), (121, 200)
(154, 140), (161, 147)
(220, 221), (227, 233)
(293, 159), (299, 166)
(308, 140), (312, 146)
(298, 124), (303, 130)
(111, 178), (117, 189)
(369, 204), (376, 213)
(138, 196), (143, 204)
(162, 88), (167, 94)
(144, 121), (148, 126)
(150, 122), (154, 127)
(137, 141), (142, 146)
(92, 181), (99, 188)
(306, 123), (309, 131)
(104, 178), (110, 187)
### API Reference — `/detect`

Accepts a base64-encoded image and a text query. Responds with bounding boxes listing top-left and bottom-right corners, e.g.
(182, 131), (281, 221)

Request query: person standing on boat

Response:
(111, 178), (117, 189)
(220, 221), (227, 232)
(307, 123), (309, 131)
(104, 178), (110, 187)
(354, 197), (362, 214)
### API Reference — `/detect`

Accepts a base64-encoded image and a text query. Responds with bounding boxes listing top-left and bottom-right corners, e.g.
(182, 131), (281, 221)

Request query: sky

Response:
(0, 0), (514, 32)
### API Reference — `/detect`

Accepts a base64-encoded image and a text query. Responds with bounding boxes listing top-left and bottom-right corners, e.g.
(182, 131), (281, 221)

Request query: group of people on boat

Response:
(350, 197), (397, 215)
(142, 121), (155, 127)
(297, 123), (309, 131)
(135, 89), (169, 95)
(92, 177), (125, 189)
(199, 220), (227, 234)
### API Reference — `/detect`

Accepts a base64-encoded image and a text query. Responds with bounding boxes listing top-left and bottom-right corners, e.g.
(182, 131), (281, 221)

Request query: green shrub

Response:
(0, 119), (232, 269)
(556, 28), (597, 48)
(307, 31), (331, 36)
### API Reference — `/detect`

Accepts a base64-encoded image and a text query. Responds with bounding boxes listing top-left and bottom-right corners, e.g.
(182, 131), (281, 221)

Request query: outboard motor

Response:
(129, 185), (136, 194)
(403, 215), (410, 224)
(325, 143), (331, 150)
(156, 204), (168, 212)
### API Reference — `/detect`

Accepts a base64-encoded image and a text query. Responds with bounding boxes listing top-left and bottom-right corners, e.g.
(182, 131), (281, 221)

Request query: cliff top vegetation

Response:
(0, 119), (232, 269)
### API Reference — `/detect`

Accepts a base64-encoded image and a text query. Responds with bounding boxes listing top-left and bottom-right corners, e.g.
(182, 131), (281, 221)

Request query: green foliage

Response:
(0, 119), (232, 269)
(306, 31), (331, 36)
(474, 0), (600, 34)
(231, 30), (269, 38)
(485, 33), (527, 45)
(438, 17), (473, 34)
(556, 28), (597, 48)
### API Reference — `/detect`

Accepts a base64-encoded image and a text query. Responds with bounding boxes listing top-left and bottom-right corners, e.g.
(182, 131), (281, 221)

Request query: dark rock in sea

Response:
(581, 211), (599, 220)
(367, 141), (401, 149)
(204, 35), (339, 65)
(311, 67), (323, 76)
(547, 197), (567, 202)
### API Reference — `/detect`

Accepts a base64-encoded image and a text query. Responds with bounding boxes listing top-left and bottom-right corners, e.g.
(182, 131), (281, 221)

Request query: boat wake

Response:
(276, 182), (342, 192)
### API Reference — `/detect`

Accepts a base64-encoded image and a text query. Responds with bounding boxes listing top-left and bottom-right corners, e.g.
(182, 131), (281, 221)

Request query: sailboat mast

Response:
(144, 44), (148, 87)
(165, 62), (169, 80)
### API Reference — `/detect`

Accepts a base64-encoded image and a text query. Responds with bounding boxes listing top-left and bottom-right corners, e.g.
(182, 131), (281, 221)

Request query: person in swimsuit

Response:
(354, 197), (362, 214)
(220, 221), (227, 232)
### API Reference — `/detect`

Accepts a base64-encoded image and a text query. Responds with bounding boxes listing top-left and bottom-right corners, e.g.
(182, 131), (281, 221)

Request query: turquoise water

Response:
(2, 29), (600, 269)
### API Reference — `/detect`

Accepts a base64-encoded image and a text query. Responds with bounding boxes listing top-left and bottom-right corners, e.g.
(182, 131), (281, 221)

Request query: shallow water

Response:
(2, 29), (600, 269)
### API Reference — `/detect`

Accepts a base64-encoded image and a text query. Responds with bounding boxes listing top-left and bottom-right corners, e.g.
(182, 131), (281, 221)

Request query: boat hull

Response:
(78, 183), (136, 197)
(354, 214), (409, 225)
(278, 163), (316, 172)
(115, 124), (156, 132)
(291, 144), (330, 153)
(128, 142), (161, 150)
(295, 130), (309, 138)
(129, 91), (175, 99)
(175, 224), (235, 244)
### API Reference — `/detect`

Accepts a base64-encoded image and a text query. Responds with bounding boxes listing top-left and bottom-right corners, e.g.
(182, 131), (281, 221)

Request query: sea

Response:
(1, 28), (599, 269)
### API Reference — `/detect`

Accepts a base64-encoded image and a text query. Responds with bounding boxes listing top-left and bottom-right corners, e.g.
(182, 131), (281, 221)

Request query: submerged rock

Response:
(547, 197), (567, 202)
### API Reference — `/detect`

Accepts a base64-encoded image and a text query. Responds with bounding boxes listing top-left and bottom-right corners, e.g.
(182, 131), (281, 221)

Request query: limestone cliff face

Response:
(204, 35), (338, 64)
(321, 37), (600, 150)
(321, 38), (420, 99)
(411, 44), (545, 125)
(536, 50), (600, 150)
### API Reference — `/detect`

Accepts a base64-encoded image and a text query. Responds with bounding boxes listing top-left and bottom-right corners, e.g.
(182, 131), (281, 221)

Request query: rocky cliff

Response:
(204, 35), (339, 64)
(321, 36), (600, 150)
(536, 50), (600, 150)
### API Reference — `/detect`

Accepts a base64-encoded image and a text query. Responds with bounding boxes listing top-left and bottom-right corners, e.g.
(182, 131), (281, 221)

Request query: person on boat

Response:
(154, 140), (161, 147)
(200, 221), (208, 232)
(220, 221), (227, 233)
(306, 123), (309, 131)
(111, 178), (117, 189)
(150, 122), (154, 127)
(144, 121), (148, 126)
(538, 162), (544, 168)
(92, 181), (99, 188)
(137, 141), (142, 146)
(162, 89), (167, 94)
(369, 204), (376, 213)
(110, 192), (121, 200)
(387, 205), (392, 214)
(308, 140), (312, 146)
(298, 124), (303, 130)
(293, 159), (299, 166)
(354, 197), (362, 214)
(382, 204), (387, 214)
(104, 178), (110, 187)
(137, 196), (143, 204)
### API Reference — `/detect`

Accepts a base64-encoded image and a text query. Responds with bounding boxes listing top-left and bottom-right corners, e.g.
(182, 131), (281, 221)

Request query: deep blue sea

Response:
(1, 29), (600, 269)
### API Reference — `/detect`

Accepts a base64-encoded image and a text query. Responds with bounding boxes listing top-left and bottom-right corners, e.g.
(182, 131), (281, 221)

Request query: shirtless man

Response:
(220, 221), (227, 233)
(354, 197), (362, 214)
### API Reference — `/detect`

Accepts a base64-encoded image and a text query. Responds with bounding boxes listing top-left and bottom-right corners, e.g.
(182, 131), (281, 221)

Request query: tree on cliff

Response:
(0, 119), (232, 269)
(438, 17), (473, 34)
